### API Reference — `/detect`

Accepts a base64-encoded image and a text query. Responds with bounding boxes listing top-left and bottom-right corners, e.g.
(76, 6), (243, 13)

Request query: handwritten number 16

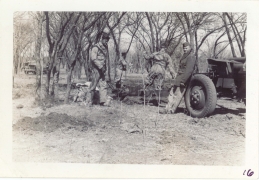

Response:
(243, 169), (254, 177)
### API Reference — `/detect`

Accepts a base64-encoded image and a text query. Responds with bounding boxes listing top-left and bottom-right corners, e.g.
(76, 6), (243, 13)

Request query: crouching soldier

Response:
(160, 42), (196, 114)
(85, 29), (112, 107)
(143, 41), (176, 106)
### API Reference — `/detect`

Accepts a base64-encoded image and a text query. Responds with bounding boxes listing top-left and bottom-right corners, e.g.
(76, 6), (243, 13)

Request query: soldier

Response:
(128, 62), (133, 73)
(143, 41), (176, 106)
(159, 42), (196, 114)
(85, 29), (112, 106)
(114, 51), (127, 89)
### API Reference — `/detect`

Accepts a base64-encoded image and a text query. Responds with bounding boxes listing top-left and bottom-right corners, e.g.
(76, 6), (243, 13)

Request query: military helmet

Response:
(183, 42), (190, 47)
(102, 28), (110, 40)
(121, 47), (127, 56)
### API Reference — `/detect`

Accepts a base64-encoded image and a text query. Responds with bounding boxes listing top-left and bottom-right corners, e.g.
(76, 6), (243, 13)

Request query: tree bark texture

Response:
(222, 13), (236, 57)
(34, 12), (43, 100)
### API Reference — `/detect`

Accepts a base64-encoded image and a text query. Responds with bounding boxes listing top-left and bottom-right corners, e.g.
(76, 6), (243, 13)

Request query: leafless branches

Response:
(13, 11), (246, 103)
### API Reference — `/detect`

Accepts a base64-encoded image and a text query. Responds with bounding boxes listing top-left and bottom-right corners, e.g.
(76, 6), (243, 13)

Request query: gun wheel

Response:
(185, 74), (217, 118)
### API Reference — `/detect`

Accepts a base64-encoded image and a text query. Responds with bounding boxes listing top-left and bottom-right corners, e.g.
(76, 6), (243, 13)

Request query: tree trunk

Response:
(45, 69), (51, 96)
(45, 56), (55, 97)
(145, 12), (155, 52)
(176, 13), (189, 43)
(108, 25), (120, 81)
(222, 13), (236, 57)
(82, 45), (91, 81)
(52, 58), (61, 101)
(17, 53), (21, 74)
(73, 60), (79, 79)
(113, 47), (120, 80)
(14, 49), (19, 74)
(241, 27), (246, 57)
(137, 52), (141, 73)
(75, 60), (82, 79)
(78, 63), (82, 79)
(194, 30), (199, 72)
(226, 13), (244, 56)
(107, 50), (111, 81)
(34, 12), (43, 100)
(189, 31), (195, 51)
(65, 60), (76, 104)
(65, 67), (73, 104)
(213, 31), (226, 58)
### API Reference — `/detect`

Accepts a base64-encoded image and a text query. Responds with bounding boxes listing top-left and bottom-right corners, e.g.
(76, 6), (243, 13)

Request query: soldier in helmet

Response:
(114, 51), (127, 89)
(85, 29), (112, 106)
(160, 42), (196, 114)
(143, 41), (176, 106)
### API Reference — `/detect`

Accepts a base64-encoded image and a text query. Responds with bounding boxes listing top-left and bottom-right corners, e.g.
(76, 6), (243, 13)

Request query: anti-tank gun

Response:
(183, 57), (246, 118)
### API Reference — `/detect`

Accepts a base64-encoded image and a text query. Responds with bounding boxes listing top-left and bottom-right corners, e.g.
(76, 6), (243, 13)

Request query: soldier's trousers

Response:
(87, 65), (108, 104)
(144, 64), (165, 104)
(165, 86), (186, 113)
(144, 64), (165, 90)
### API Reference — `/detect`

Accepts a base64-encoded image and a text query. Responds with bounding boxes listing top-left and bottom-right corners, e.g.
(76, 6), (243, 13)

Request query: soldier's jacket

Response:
(90, 42), (108, 69)
(117, 57), (127, 71)
(174, 49), (196, 86)
(144, 51), (176, 77)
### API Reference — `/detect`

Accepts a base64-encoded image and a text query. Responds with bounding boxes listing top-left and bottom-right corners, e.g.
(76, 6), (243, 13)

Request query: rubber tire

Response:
(184, 74), (217, 118)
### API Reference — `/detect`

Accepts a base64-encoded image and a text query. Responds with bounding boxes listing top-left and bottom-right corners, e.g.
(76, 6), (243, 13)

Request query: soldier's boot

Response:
(159, 108), (169, 114)
(159, 89), (176, 114)
(159, 107), (176, 114)
(100, 96), (113, 107)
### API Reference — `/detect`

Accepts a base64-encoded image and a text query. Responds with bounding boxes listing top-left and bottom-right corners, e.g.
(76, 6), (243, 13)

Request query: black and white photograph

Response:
(0, 0), (258, 179)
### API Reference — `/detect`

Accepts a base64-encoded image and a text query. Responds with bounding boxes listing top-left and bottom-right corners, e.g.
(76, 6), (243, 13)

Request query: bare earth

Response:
(12, 73), (246, 165)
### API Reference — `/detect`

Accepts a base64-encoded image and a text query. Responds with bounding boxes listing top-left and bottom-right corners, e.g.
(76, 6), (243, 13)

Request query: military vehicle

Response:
(23, 61), (47, 74)
(24, 61), (36, 74)
(184, 57), (246, 118)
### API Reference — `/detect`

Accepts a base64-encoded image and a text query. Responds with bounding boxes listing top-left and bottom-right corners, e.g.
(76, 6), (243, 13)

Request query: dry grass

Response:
(12, 72), (246, 165)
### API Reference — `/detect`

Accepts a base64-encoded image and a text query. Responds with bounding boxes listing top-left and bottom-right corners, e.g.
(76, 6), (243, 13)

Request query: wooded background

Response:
(13, 12), (247, 103)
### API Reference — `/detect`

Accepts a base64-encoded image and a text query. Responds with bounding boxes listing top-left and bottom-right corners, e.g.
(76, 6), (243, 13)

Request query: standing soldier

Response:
(114, 51), (127, 89)
(128, 62), (133, 73)
(160, 42), (196, 114)
(85, 29), (112, 106)
(143, 41), (176, 106)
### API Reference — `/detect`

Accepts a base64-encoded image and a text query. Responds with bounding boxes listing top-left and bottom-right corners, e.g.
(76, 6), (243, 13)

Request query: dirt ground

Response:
(12, 73), (246, 165)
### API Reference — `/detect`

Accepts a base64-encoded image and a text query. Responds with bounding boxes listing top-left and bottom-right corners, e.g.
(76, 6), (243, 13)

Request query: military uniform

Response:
(161, 43), (196, 114)
(128, 63), (133, 73)
(144, 50), (176, 89)
(173, 49), (196, 87)
(86, 33), (110, 106)
(144, 49), (176, 105)
(114, 53), (127, 88)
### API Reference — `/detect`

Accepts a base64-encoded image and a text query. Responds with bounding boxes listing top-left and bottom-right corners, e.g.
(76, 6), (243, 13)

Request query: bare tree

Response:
(13, 12), (34, 74)
(13, 11), (247, 105)
(225, 13), (246, 57)
(107, 12), (127, 80)
(32, 12), (44, 100)
(222, 12), (237, 57)
(64, 12), (106, 103)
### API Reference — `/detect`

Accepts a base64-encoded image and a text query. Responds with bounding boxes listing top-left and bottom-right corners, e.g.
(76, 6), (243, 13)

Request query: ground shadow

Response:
(211, 104), (246, 116)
